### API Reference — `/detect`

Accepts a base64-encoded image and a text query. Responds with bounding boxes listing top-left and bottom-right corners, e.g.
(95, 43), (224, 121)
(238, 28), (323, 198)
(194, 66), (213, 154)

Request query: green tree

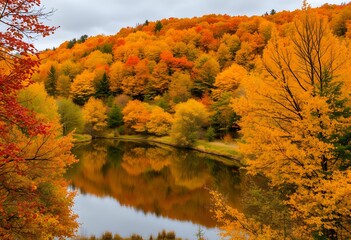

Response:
(108, 104), (123, 136)
(45, 65), (57, 97)
(155, 20), (163, 32)
(205, 126), (216, 142)
(211, 92), (240, 137)
(57, 98), (84, 135)
(78, 34), (88, 43)
(171, 99), (209, 147)
(95, 72), (111, 99)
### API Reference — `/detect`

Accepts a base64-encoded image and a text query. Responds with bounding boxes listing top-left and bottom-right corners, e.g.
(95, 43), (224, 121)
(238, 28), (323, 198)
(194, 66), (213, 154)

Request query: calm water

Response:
(67, 140), (242, 239)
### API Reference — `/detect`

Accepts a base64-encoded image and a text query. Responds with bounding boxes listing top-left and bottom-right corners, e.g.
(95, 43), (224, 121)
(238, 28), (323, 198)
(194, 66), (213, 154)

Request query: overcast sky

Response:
(35, 0), (348, 50)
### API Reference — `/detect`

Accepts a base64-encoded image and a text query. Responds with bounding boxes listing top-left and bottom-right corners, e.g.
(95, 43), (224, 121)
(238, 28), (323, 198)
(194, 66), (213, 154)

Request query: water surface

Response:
(67, 140), (242, 239)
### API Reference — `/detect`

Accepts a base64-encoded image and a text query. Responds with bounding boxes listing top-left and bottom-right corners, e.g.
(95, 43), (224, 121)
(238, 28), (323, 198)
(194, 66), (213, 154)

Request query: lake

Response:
(66, 139), (242, 240)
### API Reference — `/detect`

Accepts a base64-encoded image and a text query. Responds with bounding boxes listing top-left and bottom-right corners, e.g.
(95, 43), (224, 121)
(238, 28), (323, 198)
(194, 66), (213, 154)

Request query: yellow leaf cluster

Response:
(230, 11), (351, 238)
(82, 97), (107, 132)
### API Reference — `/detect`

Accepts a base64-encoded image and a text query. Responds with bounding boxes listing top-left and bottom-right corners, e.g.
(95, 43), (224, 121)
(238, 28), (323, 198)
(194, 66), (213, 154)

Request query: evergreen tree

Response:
(108, 104), (123, 128)
(67, 38), (76, 49)
(95, 72), (111, 100)
(45, 65), (57, 97)
(155, 21), (163, 32)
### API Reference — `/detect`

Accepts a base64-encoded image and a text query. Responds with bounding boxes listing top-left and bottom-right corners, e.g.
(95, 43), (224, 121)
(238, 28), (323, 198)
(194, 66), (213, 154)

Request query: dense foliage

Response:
(0, 0), (77, 238)
(2, 1), (351, 238)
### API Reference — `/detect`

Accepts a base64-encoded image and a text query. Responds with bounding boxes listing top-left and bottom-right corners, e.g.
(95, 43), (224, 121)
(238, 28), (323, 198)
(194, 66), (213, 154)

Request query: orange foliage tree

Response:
(0, 0), (78, 238)
(122, 100), (151, 133)
(221, 10), (351, 239)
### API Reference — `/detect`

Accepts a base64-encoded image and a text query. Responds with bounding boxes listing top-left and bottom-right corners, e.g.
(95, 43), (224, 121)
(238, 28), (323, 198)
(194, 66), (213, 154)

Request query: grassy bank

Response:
(72, 133), (92, 143)
(145, 136), (242, 165)
(73, 133), (243, 166)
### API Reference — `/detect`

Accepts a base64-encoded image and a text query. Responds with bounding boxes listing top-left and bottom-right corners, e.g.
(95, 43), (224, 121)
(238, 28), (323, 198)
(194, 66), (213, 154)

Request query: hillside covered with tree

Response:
(32, 2), (351, 145)
(2, 0), (351, 239)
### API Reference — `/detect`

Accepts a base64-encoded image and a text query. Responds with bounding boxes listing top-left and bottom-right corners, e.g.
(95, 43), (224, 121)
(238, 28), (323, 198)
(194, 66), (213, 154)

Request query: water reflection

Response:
(67, 140), (241, 238)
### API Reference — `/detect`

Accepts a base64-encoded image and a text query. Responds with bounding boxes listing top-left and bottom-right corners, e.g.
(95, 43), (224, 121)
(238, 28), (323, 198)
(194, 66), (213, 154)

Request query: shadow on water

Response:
(66, 139), (242, 237)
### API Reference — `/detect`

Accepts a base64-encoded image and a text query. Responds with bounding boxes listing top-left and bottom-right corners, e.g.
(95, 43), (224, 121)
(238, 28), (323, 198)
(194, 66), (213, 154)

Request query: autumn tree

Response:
(57, 98), (84, 135)
(0, 1), (78, 238)
(212, 63), (247, 100)
(146, 107), (174, 136)
(121, 57), (151, 98)
(171, 99), (209, 147)
(149, 61), (170, 95)
(122, 100), (151, 133)
(331, 5), (351, 36)
(18, 83), (59, 122)
(217, 43), (232, 69)
(221, 33), (241, 59)
(168, 71), (193, 104)
(192, 54), (220, 96)
(81, 50), (113, 70)
(225, 11), (351, 239)
(234, 41), (255, 68)
(70, 70), (95, 105)
(56, 75), (71, 97)
(82, 97), (108, 135)
(60, 60), (83, 81)
(109, 61), (124, 94)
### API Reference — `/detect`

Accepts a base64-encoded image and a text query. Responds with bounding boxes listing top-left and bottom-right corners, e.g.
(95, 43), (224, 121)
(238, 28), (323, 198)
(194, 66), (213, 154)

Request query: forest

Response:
(1, 0), (351, 239)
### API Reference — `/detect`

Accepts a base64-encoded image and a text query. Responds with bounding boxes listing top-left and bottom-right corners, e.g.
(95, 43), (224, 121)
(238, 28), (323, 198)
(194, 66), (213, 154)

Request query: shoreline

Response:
(73, 134), (243, 167)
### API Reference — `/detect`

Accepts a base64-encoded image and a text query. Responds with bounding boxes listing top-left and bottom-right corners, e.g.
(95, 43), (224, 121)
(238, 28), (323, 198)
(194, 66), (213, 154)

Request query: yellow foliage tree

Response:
(3, 84), (78, 239)
(171, 99), (209, 147)
(225, 11), (351, 239)
(122, 100), (151, 133)
(212, 63), (247, 100)
(168, 71), (193, 104)
(82, 97), (107, 134)
(18, 83), (60, 123)
(1, 124), (78, 239)
(146, 107), (173, 136)
(109, 61), (124, 93)
(56, 75), (71, 98)
(81, 50), (113, 70)
(70, 70), (95, 105)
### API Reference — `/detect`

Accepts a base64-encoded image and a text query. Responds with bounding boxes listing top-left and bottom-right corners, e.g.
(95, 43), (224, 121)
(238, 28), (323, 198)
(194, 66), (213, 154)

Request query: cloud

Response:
(35, 0), (346, 50)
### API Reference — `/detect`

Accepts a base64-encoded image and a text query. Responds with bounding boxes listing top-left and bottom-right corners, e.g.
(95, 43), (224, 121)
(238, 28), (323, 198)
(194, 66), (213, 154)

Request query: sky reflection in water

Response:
(74, 192), (220, 239)
(68, 140), (241, 239)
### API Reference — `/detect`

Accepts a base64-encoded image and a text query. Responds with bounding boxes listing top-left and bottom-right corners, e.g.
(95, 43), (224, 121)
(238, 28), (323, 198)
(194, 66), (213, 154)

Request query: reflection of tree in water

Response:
(169, 150), (212, 190)
(67, 140), (242, 227)
(121, 147), (172, 176)
(207, 158), (241, 195)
